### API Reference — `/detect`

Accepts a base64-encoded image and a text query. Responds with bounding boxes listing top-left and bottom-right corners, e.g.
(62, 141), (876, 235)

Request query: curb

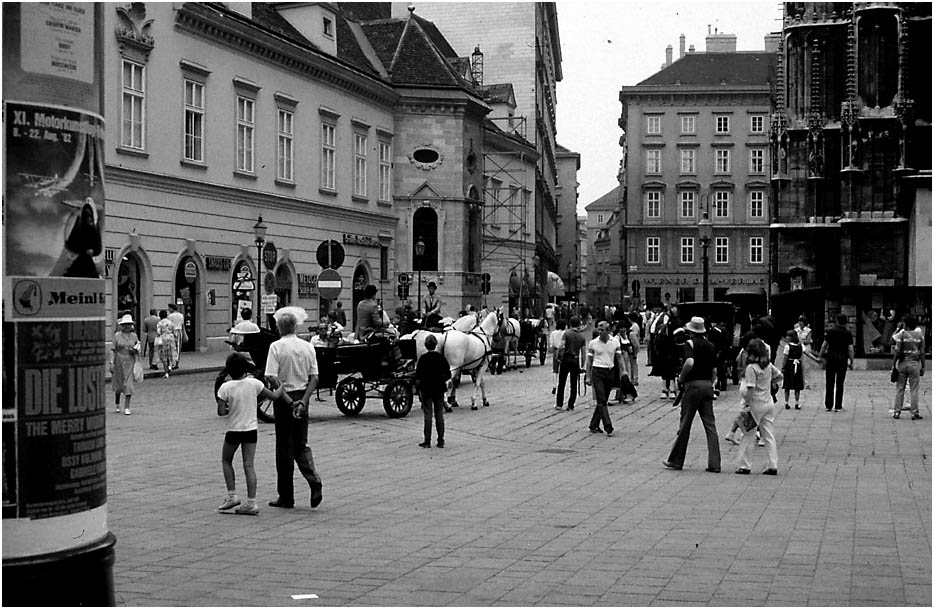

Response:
(106, 364), (225, 383)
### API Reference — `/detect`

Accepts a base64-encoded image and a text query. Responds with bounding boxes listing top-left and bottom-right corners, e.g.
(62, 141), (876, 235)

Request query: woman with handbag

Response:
(156, 309), (177, 379)
(735, 339), (783, 475)
(113, 314), (141, 415)
(892, 316), (925, 420)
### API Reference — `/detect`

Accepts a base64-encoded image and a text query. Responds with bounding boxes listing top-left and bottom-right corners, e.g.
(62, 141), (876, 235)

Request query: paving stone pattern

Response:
(107, 351), (931, 606)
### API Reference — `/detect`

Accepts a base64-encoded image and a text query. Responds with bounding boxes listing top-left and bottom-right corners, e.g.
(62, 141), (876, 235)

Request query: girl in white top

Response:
(735, 339), (783, 475)
(216, 352), (283, 515)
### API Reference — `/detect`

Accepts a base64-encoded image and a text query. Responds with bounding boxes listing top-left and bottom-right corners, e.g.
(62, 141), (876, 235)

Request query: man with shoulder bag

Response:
(555, 316), (587, 411)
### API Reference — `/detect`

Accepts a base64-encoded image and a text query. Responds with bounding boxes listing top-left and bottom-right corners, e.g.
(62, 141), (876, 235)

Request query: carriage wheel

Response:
(257, 397), (275, 423)
(382, 379), (413, 418)
(336, 377), (366, 416)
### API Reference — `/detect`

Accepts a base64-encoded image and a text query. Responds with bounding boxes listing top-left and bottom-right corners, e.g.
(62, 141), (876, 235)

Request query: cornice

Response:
(105, 165), (398, 225)
(174, 3), (397, 108)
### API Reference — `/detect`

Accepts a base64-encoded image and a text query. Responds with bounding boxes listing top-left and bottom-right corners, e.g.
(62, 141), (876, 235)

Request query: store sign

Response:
(183, 260), (198, 282)
(205, 256), (231, 272)
(297, 273), (318, 298)
(639, 276), (767, 286)
(343, 233), (380, 248)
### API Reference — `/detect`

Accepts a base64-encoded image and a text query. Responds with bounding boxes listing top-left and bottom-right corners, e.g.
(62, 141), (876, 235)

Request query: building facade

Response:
(769, 2), (931, 358)
(619, 35), (775, 310)
(555, 144), (582, 304)
(101, 2), (546, 351)
(583, 185), (623, 309)
(391, 1), (563, 316)
(104, 2), (400, 352)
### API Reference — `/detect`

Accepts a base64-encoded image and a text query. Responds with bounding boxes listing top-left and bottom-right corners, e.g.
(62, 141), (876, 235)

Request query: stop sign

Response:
(317, 268), (342, 300)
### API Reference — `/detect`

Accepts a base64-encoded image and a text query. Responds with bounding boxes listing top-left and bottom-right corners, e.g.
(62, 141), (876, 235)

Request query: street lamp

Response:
(697, 210), (712, 301)
(415, 236), (425, 321)
(253, 215), (267, 326)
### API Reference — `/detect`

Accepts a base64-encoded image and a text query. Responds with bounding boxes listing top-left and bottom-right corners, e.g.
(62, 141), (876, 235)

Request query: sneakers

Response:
(555, 405), (563, 411)
(893, 411), (901, 419)
(217, 496), (241, 511)
(115, 406), (121, 413)
(124, 408), (131, 416)
(235, 503), (259, 516)
(660, 390), (669, 399)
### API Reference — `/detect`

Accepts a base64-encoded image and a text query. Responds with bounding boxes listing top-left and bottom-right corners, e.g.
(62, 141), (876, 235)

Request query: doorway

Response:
(174, 257), (199, 352)
(117, 254), (142, 326)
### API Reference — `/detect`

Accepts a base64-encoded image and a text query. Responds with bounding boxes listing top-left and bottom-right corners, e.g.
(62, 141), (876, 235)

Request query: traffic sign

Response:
(262, 242), (278, 270)
(317, 268), (342, 300)
(398, 273), (410, 286)
(316, 240), (345, 269)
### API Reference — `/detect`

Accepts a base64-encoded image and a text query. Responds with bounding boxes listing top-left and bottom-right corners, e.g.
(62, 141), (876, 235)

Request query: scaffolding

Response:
(482, 116), (536, 316)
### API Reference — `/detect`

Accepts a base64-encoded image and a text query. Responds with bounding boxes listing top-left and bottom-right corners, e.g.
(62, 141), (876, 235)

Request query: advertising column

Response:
(2, 4), (115, 605)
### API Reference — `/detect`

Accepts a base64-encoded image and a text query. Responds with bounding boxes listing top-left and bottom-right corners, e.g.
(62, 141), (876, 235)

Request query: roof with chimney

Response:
(356, 11), (469, 87)
(250, 3), (474, 88)
(637, 52), (774, 87)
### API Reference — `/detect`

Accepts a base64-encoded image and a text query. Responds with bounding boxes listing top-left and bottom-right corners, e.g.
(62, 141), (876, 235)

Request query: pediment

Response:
(408, 181), (444, 199)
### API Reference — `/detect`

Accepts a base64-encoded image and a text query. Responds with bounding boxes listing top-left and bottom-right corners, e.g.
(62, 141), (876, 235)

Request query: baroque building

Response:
(619, 32), (776, 310)
(769, 2), (931, 358)
(387, 1), (563, 313)
(101, 2), (546, 351)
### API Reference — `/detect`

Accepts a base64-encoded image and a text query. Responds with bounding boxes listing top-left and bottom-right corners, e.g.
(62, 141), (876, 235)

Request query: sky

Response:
(554, 1), (784, 214)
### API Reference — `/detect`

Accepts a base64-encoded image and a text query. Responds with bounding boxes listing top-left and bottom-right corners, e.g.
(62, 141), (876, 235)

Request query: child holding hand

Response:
(216, 352), (283, 515)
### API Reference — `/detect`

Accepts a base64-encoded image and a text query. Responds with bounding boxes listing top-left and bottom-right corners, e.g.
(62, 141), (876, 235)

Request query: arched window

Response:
(413, 207), (438, 271)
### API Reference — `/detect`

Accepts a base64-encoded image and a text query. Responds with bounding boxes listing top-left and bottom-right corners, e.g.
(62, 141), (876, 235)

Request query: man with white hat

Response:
(663, 316), (721, 473)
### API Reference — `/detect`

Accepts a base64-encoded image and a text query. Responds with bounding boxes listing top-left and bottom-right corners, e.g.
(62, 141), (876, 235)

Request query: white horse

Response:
(497, 310), (521, 370)
(401, 311), (499, 409)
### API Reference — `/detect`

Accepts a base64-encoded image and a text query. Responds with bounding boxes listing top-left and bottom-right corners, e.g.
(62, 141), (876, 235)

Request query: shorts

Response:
(224, 429), (258, 446)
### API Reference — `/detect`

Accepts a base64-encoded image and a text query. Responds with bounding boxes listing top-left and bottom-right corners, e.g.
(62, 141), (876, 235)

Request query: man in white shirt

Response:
(585, 320), (624, 436)
(229, 307), (261, 347)
(264, 310), (323, 509)
(167, 303), (185, 369)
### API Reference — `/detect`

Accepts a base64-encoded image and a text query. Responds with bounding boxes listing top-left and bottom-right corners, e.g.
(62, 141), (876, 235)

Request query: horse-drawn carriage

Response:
(517, 318), (548, 367)
(675, 301), (741, 388)
(215, 329), (416, 422)
(320, 336), (417, 418)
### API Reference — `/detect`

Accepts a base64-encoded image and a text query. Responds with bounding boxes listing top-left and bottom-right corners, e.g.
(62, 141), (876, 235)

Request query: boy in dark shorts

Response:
(216, 352), (283, 515)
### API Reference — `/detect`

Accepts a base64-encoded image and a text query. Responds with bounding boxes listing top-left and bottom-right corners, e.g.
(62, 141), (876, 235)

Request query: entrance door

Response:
(351, 266), (368, 330)
(116, 255), (142, 326)
(175, 257), (199, 352)
(275, 265), (293, 310)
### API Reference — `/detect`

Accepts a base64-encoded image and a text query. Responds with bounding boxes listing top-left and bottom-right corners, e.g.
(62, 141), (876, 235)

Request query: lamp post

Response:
(252, 215), (267, 325)
(415, 236), (425, 321)
(697, 210), (712, 301)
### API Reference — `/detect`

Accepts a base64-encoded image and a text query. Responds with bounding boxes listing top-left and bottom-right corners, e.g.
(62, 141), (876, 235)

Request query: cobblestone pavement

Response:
(106, 352), (931, 606)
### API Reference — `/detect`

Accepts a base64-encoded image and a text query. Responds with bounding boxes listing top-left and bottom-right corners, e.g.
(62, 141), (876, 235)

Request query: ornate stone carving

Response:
(115, 3), (155, 61)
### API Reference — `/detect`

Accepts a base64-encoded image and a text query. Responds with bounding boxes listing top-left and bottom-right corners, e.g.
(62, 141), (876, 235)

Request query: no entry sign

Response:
(317, 268), (342, 300)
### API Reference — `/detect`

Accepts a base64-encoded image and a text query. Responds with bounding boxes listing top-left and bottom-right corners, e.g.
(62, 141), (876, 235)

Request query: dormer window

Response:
(323, 17), (333, 38)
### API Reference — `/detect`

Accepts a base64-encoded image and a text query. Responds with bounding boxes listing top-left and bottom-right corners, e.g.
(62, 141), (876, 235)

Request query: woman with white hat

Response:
(113, 314), (141, 415)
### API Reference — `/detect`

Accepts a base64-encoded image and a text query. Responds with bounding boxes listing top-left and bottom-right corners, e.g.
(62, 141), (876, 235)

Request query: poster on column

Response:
(3, 101), (106, 522)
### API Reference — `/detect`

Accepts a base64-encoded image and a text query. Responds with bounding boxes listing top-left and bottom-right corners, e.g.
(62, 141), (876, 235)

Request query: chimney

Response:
(689, 44), (695, 53)
(679, 34), (686, 58)
(665, 44), (673, 66)
(764, 33), (781, 53)
(706, 29), (737, 53)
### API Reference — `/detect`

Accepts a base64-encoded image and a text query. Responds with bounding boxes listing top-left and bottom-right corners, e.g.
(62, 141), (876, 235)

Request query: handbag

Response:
(738, 409), (758, 432)
(154, 335), (163, 347)
(133, 359), (144, 383)
(890, 365), (899, 383)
